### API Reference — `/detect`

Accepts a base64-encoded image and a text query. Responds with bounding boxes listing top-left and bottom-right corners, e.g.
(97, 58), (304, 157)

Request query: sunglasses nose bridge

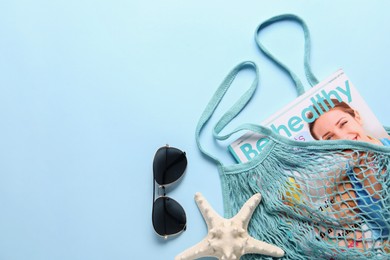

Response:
(157, 185), (166, 196)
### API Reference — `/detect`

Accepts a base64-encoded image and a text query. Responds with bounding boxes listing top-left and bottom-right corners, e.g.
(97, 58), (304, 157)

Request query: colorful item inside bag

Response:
(195, 14), (390, 259)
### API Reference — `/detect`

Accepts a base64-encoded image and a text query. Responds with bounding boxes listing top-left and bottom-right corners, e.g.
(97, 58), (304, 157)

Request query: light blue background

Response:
(0, 1), (389, 259)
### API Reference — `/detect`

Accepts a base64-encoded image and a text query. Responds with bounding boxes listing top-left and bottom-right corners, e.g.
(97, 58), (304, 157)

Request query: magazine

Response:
(229, 69), (390, 254)
(228, 69), (389, 163)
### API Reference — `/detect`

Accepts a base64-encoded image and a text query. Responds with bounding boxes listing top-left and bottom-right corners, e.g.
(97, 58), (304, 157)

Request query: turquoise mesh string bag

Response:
(195, 15), (390, 260)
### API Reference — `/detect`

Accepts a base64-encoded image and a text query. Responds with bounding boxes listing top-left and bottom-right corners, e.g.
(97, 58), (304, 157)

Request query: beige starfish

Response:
(175, 192), (284, 260)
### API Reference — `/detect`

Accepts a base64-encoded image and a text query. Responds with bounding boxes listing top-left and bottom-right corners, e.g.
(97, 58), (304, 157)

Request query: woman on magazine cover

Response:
(307, 98), (390, 250)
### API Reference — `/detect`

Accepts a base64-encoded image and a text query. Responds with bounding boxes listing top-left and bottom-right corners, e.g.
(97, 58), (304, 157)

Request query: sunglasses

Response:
(152, 145), (187, 238)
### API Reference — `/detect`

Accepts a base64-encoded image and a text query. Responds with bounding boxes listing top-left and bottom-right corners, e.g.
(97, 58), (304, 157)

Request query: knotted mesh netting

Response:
(221, 135), (390, 260)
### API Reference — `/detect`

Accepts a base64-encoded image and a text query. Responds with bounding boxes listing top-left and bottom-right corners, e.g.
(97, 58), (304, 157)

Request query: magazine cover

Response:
(229, 69), (390, 255)
(228, 69), (389, 163)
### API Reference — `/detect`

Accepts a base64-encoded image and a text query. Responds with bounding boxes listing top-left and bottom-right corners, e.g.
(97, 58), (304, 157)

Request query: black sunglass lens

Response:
(153, 146), (187, 185)
(152, 197), (186, 236)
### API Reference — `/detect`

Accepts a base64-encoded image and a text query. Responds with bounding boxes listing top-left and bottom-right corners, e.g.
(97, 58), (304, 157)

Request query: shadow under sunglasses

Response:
(152, 145), (187, 239)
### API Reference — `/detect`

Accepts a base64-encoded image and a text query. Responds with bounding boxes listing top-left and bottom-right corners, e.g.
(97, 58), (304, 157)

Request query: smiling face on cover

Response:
(311, 108), (374, 143)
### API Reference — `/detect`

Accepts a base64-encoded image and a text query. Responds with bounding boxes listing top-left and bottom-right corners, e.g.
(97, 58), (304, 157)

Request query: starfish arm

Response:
(233, 193), (262, 228)
(243, 236), (285, 258)
(175, 238), (216, 260)
(194, 192), (223, 228)
(178, 192), (283, 260)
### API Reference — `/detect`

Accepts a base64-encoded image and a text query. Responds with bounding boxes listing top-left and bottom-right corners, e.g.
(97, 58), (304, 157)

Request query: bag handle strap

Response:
(195, 61), (259, 166)
(196, 14), (319, 166)
(255, 14), (319, 95)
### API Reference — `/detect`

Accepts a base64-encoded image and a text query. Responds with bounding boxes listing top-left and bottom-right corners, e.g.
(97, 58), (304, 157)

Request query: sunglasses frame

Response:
(152, 145), (187, 239)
